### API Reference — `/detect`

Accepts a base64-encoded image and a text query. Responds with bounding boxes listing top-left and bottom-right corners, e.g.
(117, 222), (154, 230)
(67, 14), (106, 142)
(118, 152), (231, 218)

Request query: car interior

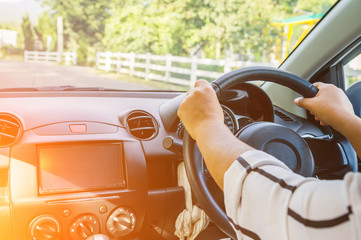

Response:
(0, 0), (361, 239)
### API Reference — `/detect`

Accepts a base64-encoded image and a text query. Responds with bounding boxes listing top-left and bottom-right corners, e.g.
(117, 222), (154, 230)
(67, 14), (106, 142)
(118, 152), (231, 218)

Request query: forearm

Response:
(194, 119), (253, 189)
(338, 115), (361, 158)
(224, 150), (361, 240)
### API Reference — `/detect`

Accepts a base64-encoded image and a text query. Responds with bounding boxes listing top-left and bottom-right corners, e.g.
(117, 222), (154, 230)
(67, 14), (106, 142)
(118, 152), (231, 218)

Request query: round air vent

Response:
(124, 110), (158, 140)
(0, 113), (23, 147)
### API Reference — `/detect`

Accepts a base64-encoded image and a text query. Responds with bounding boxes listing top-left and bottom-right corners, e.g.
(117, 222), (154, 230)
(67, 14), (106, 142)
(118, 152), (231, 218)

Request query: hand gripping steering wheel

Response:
(182, 66), (318, 239)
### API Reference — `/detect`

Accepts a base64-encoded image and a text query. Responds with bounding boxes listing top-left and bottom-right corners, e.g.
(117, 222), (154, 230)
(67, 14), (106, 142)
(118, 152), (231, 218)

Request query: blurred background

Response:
(4, 0), (357, 91)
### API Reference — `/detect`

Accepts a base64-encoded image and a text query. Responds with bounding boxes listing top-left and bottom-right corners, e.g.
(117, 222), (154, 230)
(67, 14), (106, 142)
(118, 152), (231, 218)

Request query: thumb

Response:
(294, 97), (313, 111)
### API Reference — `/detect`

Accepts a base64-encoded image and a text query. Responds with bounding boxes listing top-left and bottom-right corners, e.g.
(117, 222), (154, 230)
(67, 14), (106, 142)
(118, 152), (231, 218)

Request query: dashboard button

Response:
(69, 124), (87, 133)
(99, 205), (108, 214)
(63, 209), (71, 218)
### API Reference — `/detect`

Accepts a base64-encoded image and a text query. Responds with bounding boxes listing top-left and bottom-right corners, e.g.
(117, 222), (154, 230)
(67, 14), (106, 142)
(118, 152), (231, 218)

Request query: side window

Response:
(344, 52), (361, 89)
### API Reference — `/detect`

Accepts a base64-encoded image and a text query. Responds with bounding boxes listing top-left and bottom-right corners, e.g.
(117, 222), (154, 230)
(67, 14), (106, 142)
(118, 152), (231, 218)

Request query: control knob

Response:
(28, 214), (61, 240)
(86, 234), (110, 240)
(69, 214), (100, 240)
(106, 207), (136, 237)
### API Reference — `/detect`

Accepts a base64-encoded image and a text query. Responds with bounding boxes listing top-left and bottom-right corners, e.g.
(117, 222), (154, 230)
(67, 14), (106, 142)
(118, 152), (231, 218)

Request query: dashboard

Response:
(0, 84), (357, 240)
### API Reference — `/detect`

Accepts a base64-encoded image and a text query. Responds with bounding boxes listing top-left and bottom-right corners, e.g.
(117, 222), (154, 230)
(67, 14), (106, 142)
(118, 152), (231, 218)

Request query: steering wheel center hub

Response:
(236, 122), (314, 176)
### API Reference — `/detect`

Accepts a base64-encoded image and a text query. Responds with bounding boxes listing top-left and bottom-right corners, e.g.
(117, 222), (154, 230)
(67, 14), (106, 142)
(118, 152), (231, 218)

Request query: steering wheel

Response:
(183, 66), (318, 239)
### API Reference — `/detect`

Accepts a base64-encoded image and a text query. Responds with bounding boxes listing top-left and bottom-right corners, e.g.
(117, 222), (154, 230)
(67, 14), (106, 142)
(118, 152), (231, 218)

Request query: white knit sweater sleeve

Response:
(223, 150), (361, 240)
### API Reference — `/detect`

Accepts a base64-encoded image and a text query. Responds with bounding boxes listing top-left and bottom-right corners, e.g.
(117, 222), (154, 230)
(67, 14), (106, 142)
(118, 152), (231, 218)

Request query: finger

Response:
(320, 120), (328, 126)
(177, 98), (186, 118)
(313, 82), (326, 89)
(194, 79), (209, 88)
(315, 116), (320, 121)
(294, 97), (301, 105)
(294, 97), (306, 107)
(294, 96), (314, 111)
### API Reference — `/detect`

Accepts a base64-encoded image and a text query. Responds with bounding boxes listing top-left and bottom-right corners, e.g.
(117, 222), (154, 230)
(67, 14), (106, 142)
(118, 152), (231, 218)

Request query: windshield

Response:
(0, 0), (337, 91)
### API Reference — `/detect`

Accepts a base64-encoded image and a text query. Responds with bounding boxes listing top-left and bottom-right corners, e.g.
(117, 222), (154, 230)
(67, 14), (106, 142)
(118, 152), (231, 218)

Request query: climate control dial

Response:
(28, 214), (61, 240)
(106, 207), (136, 237)
(69, 214), (100, 240)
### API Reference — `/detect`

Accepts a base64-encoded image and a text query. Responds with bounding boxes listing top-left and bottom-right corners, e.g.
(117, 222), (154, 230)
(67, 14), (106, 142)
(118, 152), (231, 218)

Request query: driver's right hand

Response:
(177, 80), (224, 141)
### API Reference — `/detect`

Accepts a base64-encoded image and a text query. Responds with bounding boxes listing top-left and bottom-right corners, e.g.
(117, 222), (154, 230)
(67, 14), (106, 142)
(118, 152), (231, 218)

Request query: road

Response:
(0, 60), (152, 90)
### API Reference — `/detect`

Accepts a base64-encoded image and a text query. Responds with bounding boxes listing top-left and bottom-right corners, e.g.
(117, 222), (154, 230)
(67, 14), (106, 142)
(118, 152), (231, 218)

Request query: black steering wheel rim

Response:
(211, 66), (318, 98)
(183, 66), (318, 239)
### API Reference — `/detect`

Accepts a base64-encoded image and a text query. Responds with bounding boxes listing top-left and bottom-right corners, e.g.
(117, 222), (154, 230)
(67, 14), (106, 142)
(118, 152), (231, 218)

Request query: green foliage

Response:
(349, 76), (361, 88)
(102, 0), (283, 60)
(21, 14), (34, 50)
(275, 0), (298, 14)
(296, 0), (338, 13)
(41, 0), (111, 64)
(33, 0), (336, 63)
(0, 24), (15, 30)
(103, 2), (182, 55)
(36, 12), (57, 51)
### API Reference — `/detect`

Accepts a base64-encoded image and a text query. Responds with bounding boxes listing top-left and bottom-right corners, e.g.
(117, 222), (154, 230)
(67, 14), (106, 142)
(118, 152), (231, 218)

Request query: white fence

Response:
(24, 51), (77, 65)
(96, 51), (276, 87)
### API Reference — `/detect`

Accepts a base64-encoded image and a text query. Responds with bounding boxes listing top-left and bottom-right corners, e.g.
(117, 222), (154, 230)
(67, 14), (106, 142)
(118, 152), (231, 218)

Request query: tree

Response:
(41, 0), (111, 64)
(296, 0), (337, 14)
(175, 0), (281, 60)
(36, 12), (57, 51)
(38, 0), (336, 63)
(103, 0), (282, 60)
(21, 14), (34, 50)
(103, 1), (182, 55)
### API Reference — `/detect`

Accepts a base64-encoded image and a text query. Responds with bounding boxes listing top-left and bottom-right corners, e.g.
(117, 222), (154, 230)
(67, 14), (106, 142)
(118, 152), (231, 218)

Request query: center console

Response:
(9, 126), (148, 240)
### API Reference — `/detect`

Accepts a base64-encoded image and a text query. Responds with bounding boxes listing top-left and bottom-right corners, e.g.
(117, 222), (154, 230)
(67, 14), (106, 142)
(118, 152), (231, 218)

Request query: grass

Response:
(0, 54), (24, 61)
(93, 69), (190, 92)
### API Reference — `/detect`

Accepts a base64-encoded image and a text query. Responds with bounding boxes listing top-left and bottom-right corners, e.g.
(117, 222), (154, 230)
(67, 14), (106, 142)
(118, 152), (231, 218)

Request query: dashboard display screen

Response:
(38, 143), (125, 194)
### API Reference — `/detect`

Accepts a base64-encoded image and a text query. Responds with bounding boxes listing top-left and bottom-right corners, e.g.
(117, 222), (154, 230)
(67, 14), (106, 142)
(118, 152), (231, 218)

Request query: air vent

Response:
(0, 113), (22, 147)
(275, 109), (294, 122)
(125, 111), (158, 140)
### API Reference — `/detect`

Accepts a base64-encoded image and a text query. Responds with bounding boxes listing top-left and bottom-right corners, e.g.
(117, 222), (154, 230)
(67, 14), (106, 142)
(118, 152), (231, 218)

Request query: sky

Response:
(0, 0), (45, 26)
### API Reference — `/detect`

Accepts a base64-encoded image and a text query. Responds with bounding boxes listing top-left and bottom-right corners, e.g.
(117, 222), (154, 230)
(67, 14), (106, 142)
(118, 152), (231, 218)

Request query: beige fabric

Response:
(175, 162), (210, 240)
